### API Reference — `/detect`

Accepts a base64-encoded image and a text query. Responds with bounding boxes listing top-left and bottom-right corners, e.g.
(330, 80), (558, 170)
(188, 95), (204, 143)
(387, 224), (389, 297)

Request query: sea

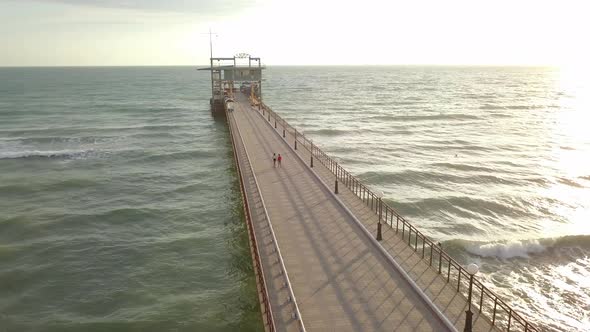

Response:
(0, 66), (588, 332)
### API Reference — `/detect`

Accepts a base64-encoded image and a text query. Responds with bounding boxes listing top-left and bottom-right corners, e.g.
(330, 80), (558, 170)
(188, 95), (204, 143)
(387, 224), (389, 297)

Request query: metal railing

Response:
(227, 107), (306, 332)
(256, 101), (539, 332)
(226, 109), (275, 331)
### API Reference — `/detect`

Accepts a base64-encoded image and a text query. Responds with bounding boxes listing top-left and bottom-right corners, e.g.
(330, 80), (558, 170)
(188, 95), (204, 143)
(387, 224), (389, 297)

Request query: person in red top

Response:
(277, 154), (282, 167)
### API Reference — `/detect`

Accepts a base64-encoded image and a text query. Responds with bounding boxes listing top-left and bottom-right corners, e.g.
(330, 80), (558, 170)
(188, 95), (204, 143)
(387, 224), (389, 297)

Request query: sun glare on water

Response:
(542, 65), (590, 237)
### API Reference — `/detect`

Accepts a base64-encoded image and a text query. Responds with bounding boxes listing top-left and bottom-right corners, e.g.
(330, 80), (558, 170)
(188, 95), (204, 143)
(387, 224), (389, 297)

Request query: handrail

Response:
(228, 107), (307, 332)
(257, 101), (539, 332)
(226, 108), (275, 331)
(254, 101), (457, 331)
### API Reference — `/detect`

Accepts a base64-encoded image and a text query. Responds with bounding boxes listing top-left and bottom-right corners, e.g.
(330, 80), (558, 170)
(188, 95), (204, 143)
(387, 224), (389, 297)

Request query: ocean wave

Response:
(557, 177), (585, 188)
(465, 239), (546, 258)
(0, 178), (99, 193)
(134, 150), (217, 163)
(479, 104), (506, 110)
(378, 114), (481, 121)
(449, 234), (590, 259)
(308, 128), (349, 137)
(412, 142), (494, 153)
(359, 169), (517, 188)
(0, 149), (98, 160)
(480, 104), (549, 110)
(395, 195), (530, 220)
(0, 123), (195, 134)
(488, 112), (513, 118)
(431, 162), (496, 173)
(0, 135), (120, 146)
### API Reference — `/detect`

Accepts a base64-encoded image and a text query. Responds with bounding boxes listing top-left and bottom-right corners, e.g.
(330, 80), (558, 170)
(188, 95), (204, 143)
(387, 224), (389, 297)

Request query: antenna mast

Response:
(209, 28), (213, 60)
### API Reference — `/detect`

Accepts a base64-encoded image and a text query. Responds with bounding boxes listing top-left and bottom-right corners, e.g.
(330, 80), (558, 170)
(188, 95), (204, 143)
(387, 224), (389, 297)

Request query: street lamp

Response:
(376, 191), (383, 241)
(464, 263), (479, 332)
(310, 139), (314, 168)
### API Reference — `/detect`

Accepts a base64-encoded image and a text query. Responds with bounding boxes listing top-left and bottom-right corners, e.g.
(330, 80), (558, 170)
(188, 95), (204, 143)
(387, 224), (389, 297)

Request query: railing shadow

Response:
(255, 100), (539, 332)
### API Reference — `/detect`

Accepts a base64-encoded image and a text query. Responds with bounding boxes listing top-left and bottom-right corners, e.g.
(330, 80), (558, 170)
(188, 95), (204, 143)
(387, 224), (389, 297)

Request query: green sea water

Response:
(0, 67), (262, 331)
(1, 66), (588, 331)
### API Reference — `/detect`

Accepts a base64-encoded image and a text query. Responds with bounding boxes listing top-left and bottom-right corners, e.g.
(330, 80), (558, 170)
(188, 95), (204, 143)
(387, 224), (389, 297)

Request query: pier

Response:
(212, 55), (539, 332)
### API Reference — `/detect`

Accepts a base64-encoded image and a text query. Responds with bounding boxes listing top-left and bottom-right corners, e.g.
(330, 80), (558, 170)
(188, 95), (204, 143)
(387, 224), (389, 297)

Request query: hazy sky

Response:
(1, 0), (588, 66)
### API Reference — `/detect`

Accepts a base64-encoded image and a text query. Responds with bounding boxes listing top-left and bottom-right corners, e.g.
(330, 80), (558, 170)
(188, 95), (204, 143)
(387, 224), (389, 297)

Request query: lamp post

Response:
(464, 263), (479, 332)
(310, 140), (314, 168)
(376, 191), (383, 241)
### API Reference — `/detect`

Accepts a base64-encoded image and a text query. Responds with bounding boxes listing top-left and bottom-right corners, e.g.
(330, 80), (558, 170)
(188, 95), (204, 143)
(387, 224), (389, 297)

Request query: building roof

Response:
(197, 65), (266, 71)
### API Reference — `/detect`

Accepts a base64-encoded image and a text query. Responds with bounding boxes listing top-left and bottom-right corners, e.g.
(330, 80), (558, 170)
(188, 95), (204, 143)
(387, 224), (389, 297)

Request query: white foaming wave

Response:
(462, 234), (590, 259)
(466, 239), (549, 259)
(0, 149), (96, 160)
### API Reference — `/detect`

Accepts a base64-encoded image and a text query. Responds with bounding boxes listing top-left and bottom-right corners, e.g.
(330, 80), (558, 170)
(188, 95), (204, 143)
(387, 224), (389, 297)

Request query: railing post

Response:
(448, 262), (451, 282)
(465, 273), (475, 332)
(334, 179), (339, 194)
(396, 216), (399, 233)
(274, 118), (277, 128)
(376, 197), (383, 241)
(310, 141), (314, 168)
(294, 130), (298, 150)
(429, 243), (433, 266)
(438, 243), (443, 274)
(492, 298), (497, 324)
(479, 286), (484, 313)
(507, 308), (513, 331)
(422, 239), (425, 258)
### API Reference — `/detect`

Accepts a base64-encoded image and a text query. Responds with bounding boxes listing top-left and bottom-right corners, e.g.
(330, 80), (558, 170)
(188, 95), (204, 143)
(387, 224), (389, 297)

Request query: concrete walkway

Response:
(228, 95), (496, 332)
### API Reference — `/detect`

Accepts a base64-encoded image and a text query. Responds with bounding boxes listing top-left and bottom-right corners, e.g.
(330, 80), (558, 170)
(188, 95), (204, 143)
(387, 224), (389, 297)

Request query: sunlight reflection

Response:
(541, 66), (590, 237)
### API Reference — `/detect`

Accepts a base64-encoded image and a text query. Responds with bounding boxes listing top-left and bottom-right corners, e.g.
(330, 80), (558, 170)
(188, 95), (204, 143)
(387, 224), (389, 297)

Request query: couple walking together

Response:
(272, 153), (282, 168)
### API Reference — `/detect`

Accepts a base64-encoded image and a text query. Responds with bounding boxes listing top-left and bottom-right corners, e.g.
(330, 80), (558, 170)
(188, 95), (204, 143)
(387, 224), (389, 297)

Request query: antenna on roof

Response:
(209, 28), (214, 60)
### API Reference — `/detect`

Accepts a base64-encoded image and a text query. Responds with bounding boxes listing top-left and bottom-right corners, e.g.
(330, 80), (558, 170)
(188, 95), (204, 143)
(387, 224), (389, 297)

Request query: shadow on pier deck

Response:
(226, 94), (537, 332)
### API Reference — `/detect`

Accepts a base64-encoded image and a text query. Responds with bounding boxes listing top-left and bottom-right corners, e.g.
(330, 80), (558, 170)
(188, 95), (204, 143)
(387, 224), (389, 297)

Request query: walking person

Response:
(272, 153), (277, 167)
(277, 154), (282, 168)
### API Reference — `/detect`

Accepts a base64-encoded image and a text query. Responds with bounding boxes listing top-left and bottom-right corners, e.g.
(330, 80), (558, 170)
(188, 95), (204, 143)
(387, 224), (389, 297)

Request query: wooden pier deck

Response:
(227, 94), (498, 332)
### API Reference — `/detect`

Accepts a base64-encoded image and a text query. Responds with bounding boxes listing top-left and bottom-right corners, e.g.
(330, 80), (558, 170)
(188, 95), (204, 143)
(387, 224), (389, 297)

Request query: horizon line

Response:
(0, 64), (561, 68)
